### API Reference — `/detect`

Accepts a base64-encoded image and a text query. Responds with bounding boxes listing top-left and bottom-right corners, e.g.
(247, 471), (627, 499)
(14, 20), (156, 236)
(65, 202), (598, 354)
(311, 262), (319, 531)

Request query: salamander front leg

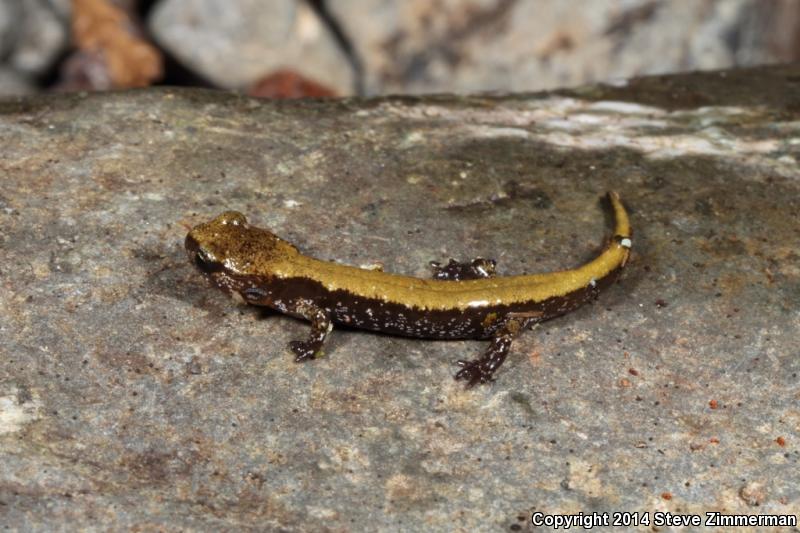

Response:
(287, 300), (333, 362)
(454, 318), (525, 387)
(429, 258), (497, 281)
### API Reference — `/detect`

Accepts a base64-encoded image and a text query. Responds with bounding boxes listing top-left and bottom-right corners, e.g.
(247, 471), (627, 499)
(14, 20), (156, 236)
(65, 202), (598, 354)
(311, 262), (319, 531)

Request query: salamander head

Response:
(185, 211), (297, 294)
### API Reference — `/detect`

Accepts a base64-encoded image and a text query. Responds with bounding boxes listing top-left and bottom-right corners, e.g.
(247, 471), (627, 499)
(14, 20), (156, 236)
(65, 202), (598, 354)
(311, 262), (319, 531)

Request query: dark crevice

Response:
(136, 0), (160, 18)
(38, 49), (72, 89)
(306, 0), (365, 95)
(156, 50), (216, 88)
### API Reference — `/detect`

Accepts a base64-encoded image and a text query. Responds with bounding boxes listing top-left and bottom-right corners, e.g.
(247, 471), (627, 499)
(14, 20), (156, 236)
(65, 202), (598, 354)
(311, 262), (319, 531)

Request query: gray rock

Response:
(0, 0), (22, 58)
(328, 0), (798, 94)
(149, 0), (354, 93)
(1, 65), (799, 530)
(0, 65), (35, 95)
(7, 0), (69, 76)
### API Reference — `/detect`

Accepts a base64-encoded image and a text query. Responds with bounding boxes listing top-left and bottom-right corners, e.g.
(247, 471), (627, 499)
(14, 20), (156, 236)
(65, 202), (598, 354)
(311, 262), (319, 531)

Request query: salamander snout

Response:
(185, 211), (254, 278)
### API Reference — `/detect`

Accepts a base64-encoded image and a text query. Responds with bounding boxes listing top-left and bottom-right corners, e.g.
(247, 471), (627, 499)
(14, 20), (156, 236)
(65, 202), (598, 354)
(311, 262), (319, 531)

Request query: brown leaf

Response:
(248, 69), (337, 99)
(70, 0), (162, 89)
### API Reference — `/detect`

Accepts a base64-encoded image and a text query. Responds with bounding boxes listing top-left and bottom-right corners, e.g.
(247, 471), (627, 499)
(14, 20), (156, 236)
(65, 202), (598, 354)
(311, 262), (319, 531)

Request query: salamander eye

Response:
(194, 250), (218, 273)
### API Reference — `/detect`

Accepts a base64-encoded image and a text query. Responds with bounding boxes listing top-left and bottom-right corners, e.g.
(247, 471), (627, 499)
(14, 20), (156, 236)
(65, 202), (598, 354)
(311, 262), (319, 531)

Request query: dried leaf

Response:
(71, 0), (162, 89)
(248, 69), (337, 99)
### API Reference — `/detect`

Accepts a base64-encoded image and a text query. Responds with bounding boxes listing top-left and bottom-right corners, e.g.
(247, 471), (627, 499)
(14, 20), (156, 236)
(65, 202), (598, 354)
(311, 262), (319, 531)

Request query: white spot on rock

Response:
(0, 388), (41, 435)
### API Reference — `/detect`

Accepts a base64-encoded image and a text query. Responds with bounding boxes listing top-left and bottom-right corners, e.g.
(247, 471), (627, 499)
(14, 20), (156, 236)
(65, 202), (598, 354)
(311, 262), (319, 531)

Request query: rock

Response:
(1, 64), (799, 530)
(0, 0), (22, 59)
(7, 0), (70, 76)
(329, 0), (800, 94)
(149, 0), (354, 93)
(0, 66), (35, 96)
(739, 481), (768, 506)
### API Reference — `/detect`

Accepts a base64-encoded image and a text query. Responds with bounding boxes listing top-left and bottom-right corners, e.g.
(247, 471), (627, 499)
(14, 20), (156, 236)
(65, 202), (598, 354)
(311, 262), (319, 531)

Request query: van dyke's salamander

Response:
(185, 192), (632, 386)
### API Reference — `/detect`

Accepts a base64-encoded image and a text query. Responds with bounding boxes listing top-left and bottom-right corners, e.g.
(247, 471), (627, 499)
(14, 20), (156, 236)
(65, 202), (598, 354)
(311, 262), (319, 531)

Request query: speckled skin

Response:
(185, 193), (632, 385)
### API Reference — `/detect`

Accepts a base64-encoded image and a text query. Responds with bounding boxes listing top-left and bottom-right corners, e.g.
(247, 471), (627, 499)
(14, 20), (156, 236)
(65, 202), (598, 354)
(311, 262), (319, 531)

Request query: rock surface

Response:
(1, 65), (799, 530)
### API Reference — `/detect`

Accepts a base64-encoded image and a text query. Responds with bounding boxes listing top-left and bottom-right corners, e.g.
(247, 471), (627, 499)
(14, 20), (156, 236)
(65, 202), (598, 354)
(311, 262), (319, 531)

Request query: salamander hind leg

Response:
(429, 258), (497, 281)
(287, 300), (333, 362)
(454, 318), (525, 387)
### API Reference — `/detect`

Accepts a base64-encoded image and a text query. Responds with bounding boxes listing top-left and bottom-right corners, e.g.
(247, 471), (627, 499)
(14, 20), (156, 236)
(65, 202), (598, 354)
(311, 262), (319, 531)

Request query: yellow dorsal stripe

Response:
(279, 192), (632, 311)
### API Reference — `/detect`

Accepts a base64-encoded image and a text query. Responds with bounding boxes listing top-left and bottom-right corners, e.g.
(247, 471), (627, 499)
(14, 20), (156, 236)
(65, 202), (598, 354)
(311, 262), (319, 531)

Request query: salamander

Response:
(185, 192), (632, 386)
